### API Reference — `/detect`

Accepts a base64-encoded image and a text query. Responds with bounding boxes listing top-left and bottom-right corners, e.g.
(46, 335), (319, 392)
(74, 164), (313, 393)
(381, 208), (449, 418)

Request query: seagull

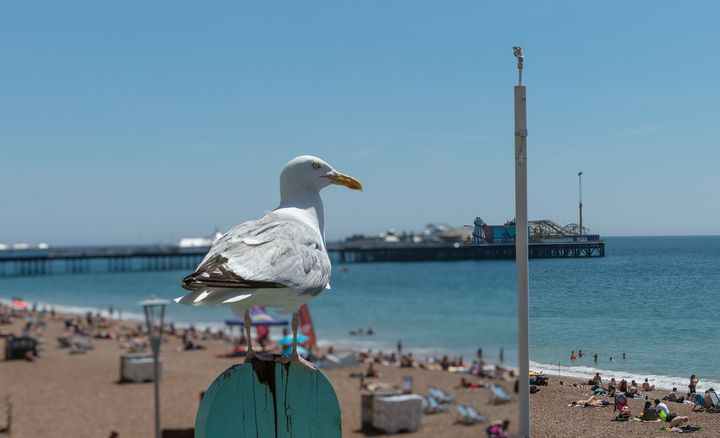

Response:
(176, 155), (362, 366)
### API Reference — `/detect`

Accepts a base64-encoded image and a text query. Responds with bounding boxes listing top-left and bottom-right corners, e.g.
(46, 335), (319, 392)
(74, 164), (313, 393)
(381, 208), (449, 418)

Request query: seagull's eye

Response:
(312, 162), (321, 169)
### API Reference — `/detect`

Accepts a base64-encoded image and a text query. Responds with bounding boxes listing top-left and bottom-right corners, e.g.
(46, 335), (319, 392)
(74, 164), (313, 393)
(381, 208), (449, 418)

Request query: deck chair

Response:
(428, 386), (454, 403)
(490, 384), (513, 404)
(76, 337), (94, 350)
(69, 342), (87, 354)
(456, 404), (485, 424)
(692, 393), (707, 411)
(706, 390), (720, 412)
(464, 405), (486, 422)
(423, 396), (449, 414)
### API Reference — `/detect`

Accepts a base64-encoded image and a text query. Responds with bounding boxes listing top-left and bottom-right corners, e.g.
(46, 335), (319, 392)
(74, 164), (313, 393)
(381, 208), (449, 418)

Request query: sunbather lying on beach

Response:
(456, 377), (485, 390)
(663, 387), (685, 403)
(570, 395), (609, 407)
(364, 362), (382, 378)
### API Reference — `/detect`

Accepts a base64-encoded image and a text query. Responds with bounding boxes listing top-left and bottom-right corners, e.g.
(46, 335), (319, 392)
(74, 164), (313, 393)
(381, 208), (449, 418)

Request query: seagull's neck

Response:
(277, 188), (325, 238)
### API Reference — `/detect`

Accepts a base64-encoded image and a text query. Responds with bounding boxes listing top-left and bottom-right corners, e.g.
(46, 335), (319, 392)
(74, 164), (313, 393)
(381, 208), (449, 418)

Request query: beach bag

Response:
(641, 408), (658, 421)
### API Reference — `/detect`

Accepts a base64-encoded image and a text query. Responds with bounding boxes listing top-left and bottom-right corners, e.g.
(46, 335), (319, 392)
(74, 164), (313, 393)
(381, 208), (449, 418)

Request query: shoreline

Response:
(530, 360), (718, 393)
(5, 296), (714, 392)
(0, 296), (510, 365)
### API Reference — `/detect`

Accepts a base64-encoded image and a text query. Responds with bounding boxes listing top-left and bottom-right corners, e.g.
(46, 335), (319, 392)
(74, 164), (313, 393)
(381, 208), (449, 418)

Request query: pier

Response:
(0, 239), (605, 278)
(330, 241), (604, 263)
(0, 246), (206, 278)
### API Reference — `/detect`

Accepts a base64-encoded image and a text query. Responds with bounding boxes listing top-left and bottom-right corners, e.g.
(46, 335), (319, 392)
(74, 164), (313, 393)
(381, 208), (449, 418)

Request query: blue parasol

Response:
(277, 334), (310, 346)
(224, 306), (289, 327)
(282, 345), (310, 358)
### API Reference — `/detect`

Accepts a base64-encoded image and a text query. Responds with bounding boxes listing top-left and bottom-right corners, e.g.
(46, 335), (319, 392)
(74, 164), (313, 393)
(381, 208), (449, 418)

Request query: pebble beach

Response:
(0, 311), (519, 437)
(5, 310), (720, 437)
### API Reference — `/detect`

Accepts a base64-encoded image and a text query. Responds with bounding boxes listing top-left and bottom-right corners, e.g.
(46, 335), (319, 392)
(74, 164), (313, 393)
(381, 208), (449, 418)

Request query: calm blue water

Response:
(530, 236), (720, 389)
(2, 236), (719, 388)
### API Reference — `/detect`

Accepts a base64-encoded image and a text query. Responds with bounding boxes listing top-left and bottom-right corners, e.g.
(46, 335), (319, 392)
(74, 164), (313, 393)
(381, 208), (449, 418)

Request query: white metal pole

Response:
(152, 335), (161, 438)
(513, 46), (530, 438)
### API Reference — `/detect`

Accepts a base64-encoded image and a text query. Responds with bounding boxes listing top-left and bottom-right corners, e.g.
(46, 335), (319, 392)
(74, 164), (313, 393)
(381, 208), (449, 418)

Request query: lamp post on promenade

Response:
(139, 296), (168, 438)
(513, 46), (530, 438)
(578, 171), (584, 235)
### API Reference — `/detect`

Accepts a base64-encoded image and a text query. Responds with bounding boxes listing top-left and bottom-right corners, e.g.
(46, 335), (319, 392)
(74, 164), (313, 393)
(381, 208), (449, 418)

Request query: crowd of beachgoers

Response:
(7, 299), (720, 436)
(1, 299), (519, 437)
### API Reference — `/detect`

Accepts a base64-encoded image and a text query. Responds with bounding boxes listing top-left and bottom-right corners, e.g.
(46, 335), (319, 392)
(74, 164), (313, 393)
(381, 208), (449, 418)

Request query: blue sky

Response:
(1, 1), (718, 245)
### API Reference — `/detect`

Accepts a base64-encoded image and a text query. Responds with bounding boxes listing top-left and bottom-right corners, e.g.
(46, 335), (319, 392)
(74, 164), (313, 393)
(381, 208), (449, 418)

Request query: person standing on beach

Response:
(689, 374), (698, 396)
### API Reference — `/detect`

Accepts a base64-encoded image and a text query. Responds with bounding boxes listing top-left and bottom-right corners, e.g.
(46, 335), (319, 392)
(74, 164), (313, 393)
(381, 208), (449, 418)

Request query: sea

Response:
(2, 236), (719, 391)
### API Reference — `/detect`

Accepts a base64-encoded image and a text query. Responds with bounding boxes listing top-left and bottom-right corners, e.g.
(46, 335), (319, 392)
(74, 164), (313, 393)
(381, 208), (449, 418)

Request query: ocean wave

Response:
(530, 360), (720, 392)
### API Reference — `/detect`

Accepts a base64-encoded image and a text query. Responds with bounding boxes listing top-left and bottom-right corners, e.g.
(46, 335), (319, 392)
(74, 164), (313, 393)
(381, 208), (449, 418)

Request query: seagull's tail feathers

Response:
(174, 288), (254, 307)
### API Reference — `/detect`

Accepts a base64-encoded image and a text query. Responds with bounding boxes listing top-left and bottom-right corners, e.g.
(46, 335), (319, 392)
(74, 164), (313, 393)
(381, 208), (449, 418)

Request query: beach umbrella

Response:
(282, 345), (310, 358)
(277, 334), (309, 346)
(224, 305), (289, 327)
(10, 299), (28, 310)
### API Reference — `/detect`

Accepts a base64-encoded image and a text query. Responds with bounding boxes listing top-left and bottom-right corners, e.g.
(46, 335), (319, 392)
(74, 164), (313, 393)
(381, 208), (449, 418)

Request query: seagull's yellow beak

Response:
(327, 172), (363, 191)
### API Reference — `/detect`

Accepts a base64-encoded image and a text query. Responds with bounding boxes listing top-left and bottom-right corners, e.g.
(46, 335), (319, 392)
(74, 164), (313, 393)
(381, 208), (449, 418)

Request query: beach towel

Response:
(661, 425), (701, 433)
(633, 417), (661, 423)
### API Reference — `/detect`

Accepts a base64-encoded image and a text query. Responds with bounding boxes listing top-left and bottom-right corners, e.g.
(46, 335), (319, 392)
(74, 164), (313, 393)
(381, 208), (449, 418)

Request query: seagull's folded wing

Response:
(181, 213), (331, 296)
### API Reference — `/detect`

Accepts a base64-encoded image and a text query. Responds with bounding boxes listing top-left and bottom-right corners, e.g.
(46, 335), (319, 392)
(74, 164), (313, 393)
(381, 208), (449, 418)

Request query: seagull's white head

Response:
(280, 155), (362, 195)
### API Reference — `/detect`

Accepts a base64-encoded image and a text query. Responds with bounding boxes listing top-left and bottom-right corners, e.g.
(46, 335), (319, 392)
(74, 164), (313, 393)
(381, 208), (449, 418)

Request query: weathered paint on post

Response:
(196, 358), (342, 437)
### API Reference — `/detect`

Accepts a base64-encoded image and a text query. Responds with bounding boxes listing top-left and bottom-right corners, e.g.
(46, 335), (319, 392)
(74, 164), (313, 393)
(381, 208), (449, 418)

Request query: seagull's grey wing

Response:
(181, 213), (330, 295)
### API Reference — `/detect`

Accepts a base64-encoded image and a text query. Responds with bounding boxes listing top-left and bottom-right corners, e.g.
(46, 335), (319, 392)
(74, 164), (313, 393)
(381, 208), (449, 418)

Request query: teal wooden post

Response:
(196, 357), (342, 437)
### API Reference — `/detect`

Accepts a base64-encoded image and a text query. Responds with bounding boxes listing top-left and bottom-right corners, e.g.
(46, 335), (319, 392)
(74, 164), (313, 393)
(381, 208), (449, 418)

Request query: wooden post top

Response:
(196, 355), (341, 438)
